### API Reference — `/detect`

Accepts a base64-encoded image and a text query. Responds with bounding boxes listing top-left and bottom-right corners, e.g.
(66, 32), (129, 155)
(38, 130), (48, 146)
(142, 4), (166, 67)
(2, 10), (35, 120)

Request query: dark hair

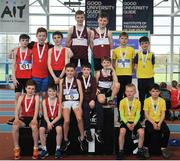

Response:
(36, 27), (47, 36)
(48, 84), (57, 91)
(139, 36), (150, 44)
(149, 83), (160, 91)
(65, 63), (76, 69)
(160, 82), (167, 89)
(101, 56), (111, 62)
(82, 62), (91, 69)
(171, 80), (178, 88)
(52, 31), (63, 39)
(119, 32), (128, 38)
(75, 10), (85, 17)
(26, 79), (36, 87)
(19, 34), (30, 41)
(98, 11), (109, 20)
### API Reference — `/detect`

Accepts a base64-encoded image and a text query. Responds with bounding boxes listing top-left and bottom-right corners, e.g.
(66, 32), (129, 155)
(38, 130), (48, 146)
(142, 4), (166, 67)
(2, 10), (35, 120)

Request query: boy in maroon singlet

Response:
(59, 63), (87, 152)
(90, 12), (113, 72)
(66, 10), (91, 67)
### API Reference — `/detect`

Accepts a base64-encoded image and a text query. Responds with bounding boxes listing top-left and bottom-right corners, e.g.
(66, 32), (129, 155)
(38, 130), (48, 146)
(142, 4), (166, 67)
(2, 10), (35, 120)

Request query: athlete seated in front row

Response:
(39, 85), (63, 159)
(143, 83), (171, 159)
(59, 63), (87, 152)
(12, 79), (39, 160)
(117, 83), (145, 160)
(95, 56), (120, 105)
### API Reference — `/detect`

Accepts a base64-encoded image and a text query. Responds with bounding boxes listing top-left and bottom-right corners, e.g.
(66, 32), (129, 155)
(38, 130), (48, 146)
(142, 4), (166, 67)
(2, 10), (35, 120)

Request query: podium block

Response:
(65, 111), (87, 155)
(66, 107), (114, 155)
(88, 107), (114, 154)
(124, 130), (138, 155)
(46, 128), (56, 155)
(148, 130), (162, 155)
(114, 127), (138, 155)
(19, 127), (33, 155)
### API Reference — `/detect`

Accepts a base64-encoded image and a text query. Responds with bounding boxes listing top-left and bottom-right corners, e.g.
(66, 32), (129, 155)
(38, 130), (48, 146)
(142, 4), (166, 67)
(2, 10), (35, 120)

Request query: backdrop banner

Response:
(0, 0), (29, 32)
(122, 0), (153, 34)
(85, 0), (116, 30)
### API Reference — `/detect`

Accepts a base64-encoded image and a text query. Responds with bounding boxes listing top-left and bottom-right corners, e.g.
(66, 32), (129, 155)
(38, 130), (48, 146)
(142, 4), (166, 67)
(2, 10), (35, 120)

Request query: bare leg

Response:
(12, 120), (25, 148)
(31, 124), (39, 148)
(137, 128), (144, 148)
(111, 82), (120, 99)
(118, 128), (126, 150)
(74, 107), (84, 140)
(63, 109), (71, 141)
(39, 127), (46, 147)
(56, 126), (63, 146)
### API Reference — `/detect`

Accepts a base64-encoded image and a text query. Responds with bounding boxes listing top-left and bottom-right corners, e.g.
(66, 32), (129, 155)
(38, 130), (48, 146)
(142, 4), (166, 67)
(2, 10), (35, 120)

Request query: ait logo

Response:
(1, 0), (26, 19)
(90, 113), (97, 124)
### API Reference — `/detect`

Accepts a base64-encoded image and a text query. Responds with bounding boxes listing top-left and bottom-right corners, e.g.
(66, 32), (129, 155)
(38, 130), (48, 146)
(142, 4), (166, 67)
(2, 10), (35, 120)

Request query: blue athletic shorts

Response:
(32, 77), (48, 93)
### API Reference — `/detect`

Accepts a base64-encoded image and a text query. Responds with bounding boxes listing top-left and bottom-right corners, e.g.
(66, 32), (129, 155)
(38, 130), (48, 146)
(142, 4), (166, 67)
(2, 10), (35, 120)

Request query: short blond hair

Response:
(125, 83), (136, 91)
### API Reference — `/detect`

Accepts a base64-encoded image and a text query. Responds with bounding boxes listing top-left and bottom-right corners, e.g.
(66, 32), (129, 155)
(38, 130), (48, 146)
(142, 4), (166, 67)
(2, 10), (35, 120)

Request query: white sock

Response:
(42, 146), (47, 151)
(56, 145), (60, 150)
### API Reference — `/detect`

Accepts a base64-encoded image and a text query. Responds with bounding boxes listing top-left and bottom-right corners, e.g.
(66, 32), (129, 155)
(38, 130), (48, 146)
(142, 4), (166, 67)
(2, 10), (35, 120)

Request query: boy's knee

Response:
(31, 124), (38, 131)
(56, 126), (62, 134)
(64, 120), (70, 126)
(97, 94), (105, 104)
(120, 128), (126, 136)
(76, 116), (83, 123)
(12, 124), (20, 131)
(138, 129), (144, 137)
(39, 127), (46, 134)
(114, 82), (120, 89)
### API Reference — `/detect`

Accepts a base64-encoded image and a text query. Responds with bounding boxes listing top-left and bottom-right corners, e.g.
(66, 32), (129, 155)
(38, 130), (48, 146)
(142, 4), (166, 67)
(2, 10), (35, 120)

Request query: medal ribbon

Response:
(76, 25), (84, 39)
(25, 95), (34, 112)
(48, 97), (57, 117)
(37, 43), (45, 61)
(20, 47), (28, 63)
(54, 47), (62, 63)
(82, 75), (91, 90)
(65, 77), (74, 94)
(150, 97), (160, 115)
(141, 50), (149, 67)
(125, 98), (135, 116)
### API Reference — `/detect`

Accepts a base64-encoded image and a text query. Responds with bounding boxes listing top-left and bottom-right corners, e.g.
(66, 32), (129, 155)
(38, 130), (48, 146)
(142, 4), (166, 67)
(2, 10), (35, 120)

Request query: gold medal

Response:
(39, 59), (42, 62)
(51, 117), (54, 120)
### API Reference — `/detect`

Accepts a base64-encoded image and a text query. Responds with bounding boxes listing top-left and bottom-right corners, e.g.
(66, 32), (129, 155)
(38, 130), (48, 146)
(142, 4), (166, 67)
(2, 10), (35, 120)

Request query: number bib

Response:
(118, 59), (130, 68)
(19, 61), (32, 70)
(72, 38), (87, 46)
(64, 89), (79, 100)
(65, 94), (79, 100)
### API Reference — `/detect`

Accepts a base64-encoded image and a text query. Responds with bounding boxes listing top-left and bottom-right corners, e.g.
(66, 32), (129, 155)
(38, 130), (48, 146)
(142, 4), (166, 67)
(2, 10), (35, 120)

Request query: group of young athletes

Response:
(9, 10), (171, 160)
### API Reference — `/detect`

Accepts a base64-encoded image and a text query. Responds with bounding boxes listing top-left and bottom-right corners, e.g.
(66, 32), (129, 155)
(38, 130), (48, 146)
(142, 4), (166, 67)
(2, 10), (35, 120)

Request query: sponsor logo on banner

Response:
(0, 0), (29, 32)
(85, 0), (116, 30)
(122, 0), (153, 34)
